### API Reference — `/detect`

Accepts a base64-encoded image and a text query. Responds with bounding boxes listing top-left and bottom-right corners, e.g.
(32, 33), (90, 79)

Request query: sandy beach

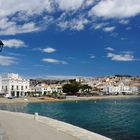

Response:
(0, 97), (60, 104)
(0, 95), (139, 104)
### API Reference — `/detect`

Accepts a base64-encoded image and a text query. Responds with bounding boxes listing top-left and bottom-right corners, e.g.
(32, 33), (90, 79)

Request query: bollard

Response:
(34, 112), (39, 121)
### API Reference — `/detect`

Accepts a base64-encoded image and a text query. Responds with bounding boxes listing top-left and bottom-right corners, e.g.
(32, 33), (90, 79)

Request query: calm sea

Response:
(0, 97), (140, 140)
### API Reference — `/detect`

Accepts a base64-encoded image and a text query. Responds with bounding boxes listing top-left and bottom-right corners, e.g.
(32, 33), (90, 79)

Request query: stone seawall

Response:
(0, 110), (111, 140)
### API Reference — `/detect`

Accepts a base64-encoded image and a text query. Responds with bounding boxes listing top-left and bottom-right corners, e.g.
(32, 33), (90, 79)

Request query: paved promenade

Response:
(0, 124), (8, 140)
(0, 110), (111, 140)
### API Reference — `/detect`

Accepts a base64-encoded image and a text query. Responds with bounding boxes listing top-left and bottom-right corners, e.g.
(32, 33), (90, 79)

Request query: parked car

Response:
(8, 97), (14, 99)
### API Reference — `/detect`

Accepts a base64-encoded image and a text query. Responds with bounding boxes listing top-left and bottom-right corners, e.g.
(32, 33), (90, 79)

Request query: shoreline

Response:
(0, 95), (139, 104)
(69, 95), (140, 101)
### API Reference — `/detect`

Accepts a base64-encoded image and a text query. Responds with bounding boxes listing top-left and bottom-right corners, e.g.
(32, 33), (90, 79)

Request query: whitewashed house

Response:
(35, 84), (62, 95)
(104, 82), (138, 94)
(0, 73), (30, 97)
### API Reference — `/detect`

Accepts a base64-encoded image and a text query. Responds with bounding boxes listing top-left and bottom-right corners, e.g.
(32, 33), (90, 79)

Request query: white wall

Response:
(0, 73), (30, 97)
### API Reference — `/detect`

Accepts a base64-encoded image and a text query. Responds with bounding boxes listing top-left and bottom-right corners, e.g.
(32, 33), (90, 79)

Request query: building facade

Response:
(104, 82), (139, 94)
(0, 73), (30, 97)
(35, 84), (62, 95)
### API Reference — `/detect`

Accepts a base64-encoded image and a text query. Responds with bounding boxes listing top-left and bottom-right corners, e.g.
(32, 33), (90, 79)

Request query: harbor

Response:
(0, 1), (140, 140)
(0, 97), (140, 140)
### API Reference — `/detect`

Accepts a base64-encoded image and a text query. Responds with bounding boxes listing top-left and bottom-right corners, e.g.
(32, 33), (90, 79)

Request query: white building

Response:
(104, 82), (138, 94)
(35, 84), (62, 95)
(0, 73), (30, 97)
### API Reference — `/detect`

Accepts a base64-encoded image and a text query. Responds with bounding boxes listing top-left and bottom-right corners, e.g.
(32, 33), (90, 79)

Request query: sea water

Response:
(0, 97), (140, 140)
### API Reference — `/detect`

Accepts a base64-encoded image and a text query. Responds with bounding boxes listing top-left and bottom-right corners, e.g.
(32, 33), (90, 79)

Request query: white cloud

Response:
(0, 0), (51, 35)
(0, 0), (89, 34)
(0, 18), (15, 30)
(6, 52), (25, 57)
(56, 0), (84, 11)
(0, 0), (52, 18)
(90, 55), (95, 59)
(0, 55), (17, 66)
(84, 0), (95, 7)
(119, 19), (129, 25)
(42, 58), (67, 64)
(0, 21), (40, 35)
(94, 23), (108, 30)
(42, 47), (56, 53)
(126, 27), (132, 30)
(2, 39), (26, 48)
(58, 17), (89, 31)
(107, 52), (136, 61)
(0, 0), (140, 34)
(90, 0), (140, 19)
(103, 26), (115, 32)
(105, 47), (115, 51)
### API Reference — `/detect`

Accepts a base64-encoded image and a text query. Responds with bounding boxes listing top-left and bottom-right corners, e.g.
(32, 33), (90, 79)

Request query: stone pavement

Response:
(0, 110), (111, 140)
(0, 111), (77, 140)
(0, 125), (8, 140)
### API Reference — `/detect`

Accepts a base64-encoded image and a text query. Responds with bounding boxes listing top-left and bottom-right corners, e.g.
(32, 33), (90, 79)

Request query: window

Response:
(5, 86), (8, 91)
(21, 86), (23, 90)
(11, 85), (14, 90)
(17, 86), (19, 90)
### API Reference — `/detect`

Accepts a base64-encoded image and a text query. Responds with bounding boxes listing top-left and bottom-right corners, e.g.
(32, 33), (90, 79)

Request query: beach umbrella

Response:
(0, 40), (4, 52)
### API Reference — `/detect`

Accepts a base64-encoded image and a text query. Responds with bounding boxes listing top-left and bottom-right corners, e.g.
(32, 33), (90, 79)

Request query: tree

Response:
(62, 81), (81, 94)
(51, 91), (58, 98)
(80, 84), (92, 94)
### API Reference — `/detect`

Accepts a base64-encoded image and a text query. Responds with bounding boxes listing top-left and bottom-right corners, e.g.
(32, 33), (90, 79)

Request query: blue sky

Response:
(0, 0), (140, 78)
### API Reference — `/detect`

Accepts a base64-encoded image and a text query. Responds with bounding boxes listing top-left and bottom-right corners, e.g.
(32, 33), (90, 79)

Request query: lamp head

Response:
(0, 40), (4, 52)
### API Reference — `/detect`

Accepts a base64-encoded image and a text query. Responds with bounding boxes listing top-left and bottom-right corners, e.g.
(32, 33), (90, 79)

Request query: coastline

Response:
(69, 95), (140, 101)
(0, 95), (139, 104)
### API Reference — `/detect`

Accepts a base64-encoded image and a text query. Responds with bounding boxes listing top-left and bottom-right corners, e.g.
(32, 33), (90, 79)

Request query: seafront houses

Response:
(76, 76), (140, 95)
(0, 73), (30, 97)
(104, 82), (139, 95)
(0, 73), (139, 97)
(35, 83), (63, 96)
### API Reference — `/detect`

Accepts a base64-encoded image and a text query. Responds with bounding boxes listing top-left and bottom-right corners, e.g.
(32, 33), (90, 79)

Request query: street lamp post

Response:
(0, 40), (4, 52)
